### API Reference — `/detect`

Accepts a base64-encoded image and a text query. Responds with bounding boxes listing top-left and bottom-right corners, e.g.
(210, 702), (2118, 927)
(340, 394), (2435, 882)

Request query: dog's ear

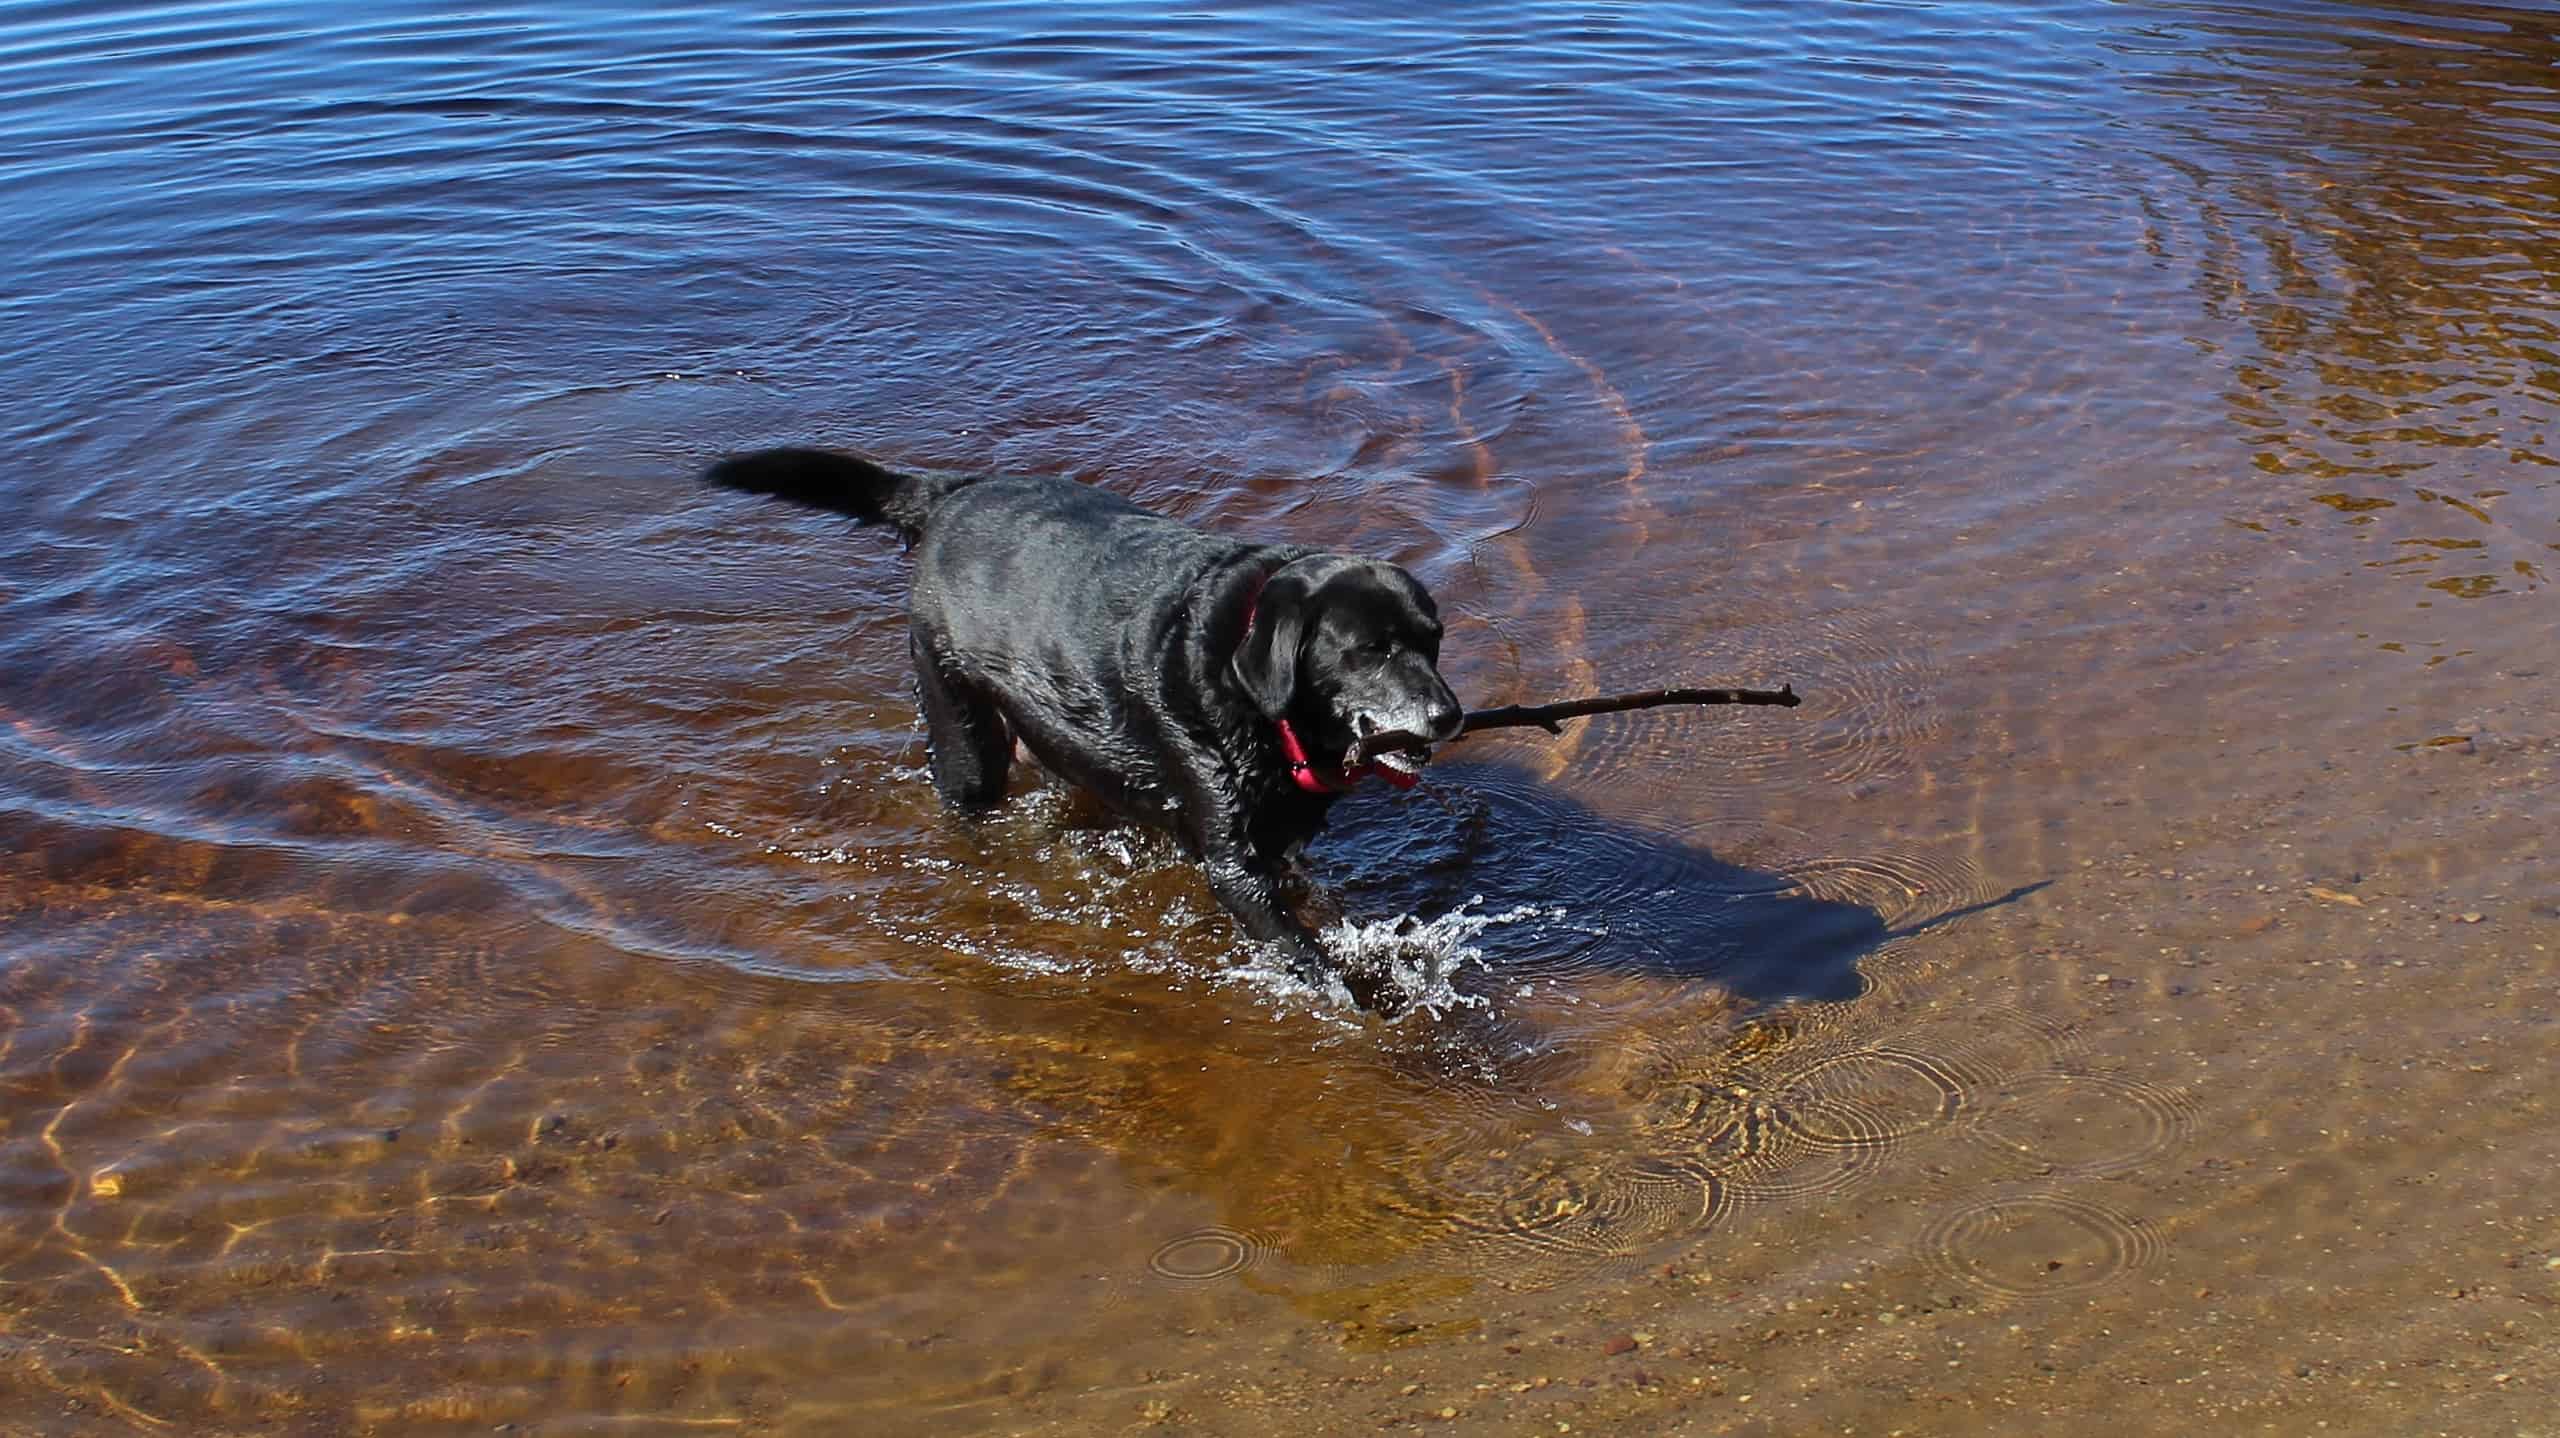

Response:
(1230, 560), (1323, 721)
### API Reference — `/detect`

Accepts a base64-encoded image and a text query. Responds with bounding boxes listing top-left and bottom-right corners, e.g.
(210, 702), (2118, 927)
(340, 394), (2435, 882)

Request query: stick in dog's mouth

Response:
(1369, 743), (1430, 777)
(1351, 731), (1435, 773)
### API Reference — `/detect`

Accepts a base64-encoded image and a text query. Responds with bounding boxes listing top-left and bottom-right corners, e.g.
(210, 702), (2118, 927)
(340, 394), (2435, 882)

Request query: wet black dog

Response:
(706, 448), (1462, 1009)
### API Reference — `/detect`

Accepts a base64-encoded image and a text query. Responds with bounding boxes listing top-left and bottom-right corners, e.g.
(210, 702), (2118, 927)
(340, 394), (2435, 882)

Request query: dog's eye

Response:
(1351, 640), (1392, 664)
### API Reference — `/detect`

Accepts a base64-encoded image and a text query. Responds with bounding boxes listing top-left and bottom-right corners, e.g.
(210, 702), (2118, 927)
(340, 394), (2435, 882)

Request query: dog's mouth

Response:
(1349, 727), (1435, 777)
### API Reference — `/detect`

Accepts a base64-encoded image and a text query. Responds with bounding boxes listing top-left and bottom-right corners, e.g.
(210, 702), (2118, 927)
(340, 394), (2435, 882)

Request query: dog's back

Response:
(914, 475), (1251, 681)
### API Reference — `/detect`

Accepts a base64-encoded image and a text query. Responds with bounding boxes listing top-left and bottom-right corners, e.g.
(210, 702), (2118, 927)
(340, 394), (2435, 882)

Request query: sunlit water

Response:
(5, 1), (2557, 1433)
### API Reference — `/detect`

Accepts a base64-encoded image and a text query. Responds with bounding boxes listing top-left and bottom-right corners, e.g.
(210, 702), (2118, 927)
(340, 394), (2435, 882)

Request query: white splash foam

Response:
(1205, 896), (1575, 1020)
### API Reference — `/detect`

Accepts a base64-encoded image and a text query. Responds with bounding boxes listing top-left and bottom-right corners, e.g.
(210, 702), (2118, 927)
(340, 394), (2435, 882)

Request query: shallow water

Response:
(5, 1), (2558, 1432)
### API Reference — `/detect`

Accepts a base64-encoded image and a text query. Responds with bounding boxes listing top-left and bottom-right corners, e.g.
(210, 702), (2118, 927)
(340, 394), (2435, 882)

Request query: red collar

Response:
(1240, 576), (1418, 795)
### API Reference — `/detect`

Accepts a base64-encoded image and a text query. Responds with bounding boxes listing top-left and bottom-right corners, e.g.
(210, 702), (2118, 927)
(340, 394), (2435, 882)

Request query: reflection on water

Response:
(5, 0), (2559, 1431)
(2149, 0), (2560, 600)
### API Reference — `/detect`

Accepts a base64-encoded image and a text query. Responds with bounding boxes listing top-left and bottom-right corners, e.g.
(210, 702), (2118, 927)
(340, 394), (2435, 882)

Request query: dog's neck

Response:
(1237, 572), (1417, 795)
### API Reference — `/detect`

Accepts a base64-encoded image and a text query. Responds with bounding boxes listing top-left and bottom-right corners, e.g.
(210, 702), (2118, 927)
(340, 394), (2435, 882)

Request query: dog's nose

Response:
(1425, 696), (1463, 742)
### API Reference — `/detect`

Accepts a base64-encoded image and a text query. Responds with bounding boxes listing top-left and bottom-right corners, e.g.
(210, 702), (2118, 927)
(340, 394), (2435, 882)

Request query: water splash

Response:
(1239, 896), (1575, 1018)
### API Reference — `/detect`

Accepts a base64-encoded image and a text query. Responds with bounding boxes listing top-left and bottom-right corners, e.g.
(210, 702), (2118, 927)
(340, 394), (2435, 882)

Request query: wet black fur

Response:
(705, 447), (1461, 1008)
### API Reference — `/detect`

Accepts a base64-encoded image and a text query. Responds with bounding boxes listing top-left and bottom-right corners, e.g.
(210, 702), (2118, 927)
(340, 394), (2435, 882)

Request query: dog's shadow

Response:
(1308, 757), (2024, 1007)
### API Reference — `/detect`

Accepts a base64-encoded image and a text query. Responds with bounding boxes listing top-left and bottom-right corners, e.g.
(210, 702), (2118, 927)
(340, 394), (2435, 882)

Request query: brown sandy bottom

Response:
(5, 510), (2552, 1438)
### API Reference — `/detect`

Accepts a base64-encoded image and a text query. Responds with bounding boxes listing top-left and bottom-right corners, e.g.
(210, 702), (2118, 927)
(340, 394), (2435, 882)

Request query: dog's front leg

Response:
(1197, 833), (1399, 1013)
(1200, 848), (1327, 976)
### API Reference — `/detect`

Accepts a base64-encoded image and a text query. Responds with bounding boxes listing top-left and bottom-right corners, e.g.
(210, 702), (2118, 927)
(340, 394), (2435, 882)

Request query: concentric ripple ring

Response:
(1147, 1226), (1260, 1282)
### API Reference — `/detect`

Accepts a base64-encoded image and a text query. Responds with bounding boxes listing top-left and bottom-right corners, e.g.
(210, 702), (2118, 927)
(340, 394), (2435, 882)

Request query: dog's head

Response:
(1231, 555), (1463, 784)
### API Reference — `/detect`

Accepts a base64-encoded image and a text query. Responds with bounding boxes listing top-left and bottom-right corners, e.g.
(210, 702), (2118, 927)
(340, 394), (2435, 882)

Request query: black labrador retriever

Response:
(706, 448), (1463, 1009)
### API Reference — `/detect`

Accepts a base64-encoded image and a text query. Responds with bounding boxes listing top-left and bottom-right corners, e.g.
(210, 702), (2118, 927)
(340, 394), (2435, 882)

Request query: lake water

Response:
(5, 1), (2557, 1432)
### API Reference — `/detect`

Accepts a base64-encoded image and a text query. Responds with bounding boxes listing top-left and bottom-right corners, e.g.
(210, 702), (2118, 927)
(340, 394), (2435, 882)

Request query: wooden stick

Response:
(1456, 683), (1801, 737)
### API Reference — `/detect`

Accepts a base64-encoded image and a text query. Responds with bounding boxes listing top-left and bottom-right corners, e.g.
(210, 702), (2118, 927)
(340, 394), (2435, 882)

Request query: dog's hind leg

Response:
(911, 637), (1011, 812)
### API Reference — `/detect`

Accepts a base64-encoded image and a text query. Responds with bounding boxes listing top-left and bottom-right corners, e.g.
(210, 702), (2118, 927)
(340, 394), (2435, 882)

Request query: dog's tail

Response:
(703, 447), (976, 542)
